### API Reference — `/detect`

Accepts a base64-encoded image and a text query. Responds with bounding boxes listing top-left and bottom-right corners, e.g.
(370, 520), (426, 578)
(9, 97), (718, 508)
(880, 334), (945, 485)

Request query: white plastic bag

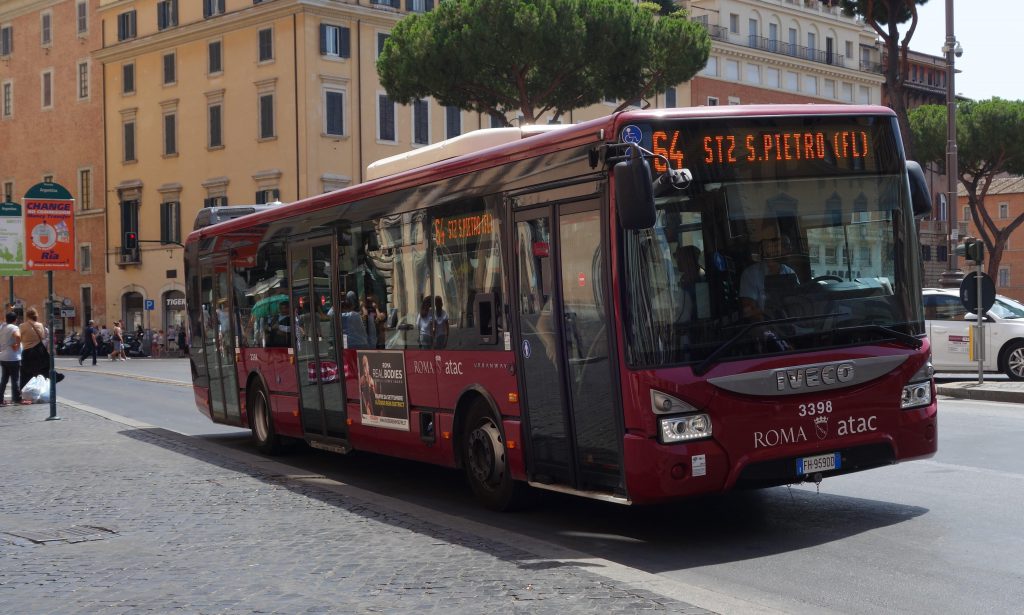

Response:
(21, 375), (49, 403)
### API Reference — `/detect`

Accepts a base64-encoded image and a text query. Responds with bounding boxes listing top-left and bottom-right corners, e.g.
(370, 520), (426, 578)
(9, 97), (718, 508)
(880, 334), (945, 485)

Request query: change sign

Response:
(0, 201), (29, 276)
(23, 182), (75, 271)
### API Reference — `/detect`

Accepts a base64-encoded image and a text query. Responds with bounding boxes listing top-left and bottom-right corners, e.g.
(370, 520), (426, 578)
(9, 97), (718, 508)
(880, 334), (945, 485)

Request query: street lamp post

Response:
(939, 0), (963, 287)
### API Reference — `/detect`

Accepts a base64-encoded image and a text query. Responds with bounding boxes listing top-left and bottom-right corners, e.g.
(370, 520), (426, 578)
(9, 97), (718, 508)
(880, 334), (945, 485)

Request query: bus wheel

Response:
(462, 402), (521, 511)
(1002, 341), (1024, 381)
(250, 384), (281, 454)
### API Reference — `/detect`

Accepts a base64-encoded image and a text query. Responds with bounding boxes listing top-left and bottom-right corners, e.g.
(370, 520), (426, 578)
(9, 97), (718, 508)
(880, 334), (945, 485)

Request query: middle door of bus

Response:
(289, 240), (347, 440)
(513, 197), (623, 495)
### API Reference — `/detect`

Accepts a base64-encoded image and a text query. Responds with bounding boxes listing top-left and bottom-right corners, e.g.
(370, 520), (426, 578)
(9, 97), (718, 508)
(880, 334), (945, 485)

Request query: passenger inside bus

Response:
(673, 245), (706, 322)
(739, 234), (798, 322)
(267, 301), (292, 347)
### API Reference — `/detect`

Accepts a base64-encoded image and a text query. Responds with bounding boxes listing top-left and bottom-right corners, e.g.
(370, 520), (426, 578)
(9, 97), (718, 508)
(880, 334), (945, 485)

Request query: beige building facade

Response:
(0, 0), (107, 334)
(95, 0), (501, 332)
(685, 0), (884, 107)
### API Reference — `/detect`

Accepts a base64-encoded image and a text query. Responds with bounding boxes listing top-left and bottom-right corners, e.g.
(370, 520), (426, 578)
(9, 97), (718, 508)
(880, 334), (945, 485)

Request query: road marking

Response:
(60, 366), (191, 387)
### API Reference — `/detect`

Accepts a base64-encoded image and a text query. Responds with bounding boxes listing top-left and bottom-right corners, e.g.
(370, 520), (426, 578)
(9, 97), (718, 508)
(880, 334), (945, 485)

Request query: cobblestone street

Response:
(0, 403), (712, 614)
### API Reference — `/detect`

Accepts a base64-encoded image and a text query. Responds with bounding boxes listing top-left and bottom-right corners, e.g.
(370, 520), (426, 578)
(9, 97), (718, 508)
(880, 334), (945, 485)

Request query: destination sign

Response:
(628, 116), (900, 180)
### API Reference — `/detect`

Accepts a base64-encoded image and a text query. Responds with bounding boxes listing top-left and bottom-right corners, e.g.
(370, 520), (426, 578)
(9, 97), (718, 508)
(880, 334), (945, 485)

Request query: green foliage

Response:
(910, 99), (1024, 177)
(837, 0), (930, 26)
(910, 99), (1024, 276)
(377, 0), (709, 125)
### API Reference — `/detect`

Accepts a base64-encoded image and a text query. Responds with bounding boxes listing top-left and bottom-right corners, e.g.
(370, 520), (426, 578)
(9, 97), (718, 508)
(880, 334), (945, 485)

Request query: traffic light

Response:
(955, 237), (984, 263)
(124, 231), (138, 251)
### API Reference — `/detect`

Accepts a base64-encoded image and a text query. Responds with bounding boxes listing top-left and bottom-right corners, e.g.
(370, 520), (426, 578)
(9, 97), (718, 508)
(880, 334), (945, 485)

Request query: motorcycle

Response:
(124, 333), (147, 357)
(59, 332), (81, 356)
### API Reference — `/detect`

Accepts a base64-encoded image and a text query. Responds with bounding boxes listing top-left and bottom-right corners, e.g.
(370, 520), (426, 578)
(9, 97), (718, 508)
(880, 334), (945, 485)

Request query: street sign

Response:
(959, 271), (995, 315)
(23, 182), (75, 271)
(60, 308), (75, 318)
(144, 299), (155, 311)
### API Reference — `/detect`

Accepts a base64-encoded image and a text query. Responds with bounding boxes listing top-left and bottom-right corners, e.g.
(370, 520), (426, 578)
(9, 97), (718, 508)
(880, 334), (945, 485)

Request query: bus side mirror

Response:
(906, 161), (932, 218)
(614, 147), (656, 230)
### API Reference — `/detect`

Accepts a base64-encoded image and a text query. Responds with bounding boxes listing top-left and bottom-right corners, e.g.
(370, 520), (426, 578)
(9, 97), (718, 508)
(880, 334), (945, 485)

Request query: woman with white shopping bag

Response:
(0, 311), (31, 405)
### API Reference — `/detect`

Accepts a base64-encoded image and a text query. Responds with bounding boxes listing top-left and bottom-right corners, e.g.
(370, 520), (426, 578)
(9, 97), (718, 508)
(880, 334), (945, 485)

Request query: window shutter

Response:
(218, 0), (225, 13)
(392, 0), (401, 8)
(319, 24), (328, 55)
(340, 27), (350, 58)
(158, 3), (167, 29)
(160, 202), (170, 244)
(203, 197), (213, 208)
(426, 0), (434, 9)
(405, 0), (413, 9)
(203, 0), (212, 18)
(209, 104), (222, 147)
(256, 191), (265, 205)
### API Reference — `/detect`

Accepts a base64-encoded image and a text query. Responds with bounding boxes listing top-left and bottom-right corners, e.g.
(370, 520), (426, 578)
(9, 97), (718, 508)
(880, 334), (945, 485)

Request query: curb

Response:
(936, 384), (1024, 404)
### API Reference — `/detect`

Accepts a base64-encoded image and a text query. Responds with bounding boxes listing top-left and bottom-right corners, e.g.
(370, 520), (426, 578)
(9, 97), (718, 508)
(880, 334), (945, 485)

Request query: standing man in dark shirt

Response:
(79, 319), (99, 366)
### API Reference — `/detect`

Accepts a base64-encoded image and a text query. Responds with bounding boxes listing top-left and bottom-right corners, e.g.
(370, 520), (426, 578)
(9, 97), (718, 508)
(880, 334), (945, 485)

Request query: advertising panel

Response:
(23, 183), (75, 271)
(357, 350), (410, 431)
(0, 201), (28, 276)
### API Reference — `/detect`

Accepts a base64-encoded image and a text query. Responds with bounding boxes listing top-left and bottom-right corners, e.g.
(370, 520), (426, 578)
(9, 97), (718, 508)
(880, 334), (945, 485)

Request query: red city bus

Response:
(185, 105), (937, 510)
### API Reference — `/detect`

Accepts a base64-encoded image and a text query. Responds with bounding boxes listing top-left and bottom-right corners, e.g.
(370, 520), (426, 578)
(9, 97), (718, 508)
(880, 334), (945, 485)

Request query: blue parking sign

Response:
(144, 299), (155, 311)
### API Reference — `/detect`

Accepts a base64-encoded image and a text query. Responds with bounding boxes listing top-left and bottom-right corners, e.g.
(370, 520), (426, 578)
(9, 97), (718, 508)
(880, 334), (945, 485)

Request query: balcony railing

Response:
(699, 24), (883, 75)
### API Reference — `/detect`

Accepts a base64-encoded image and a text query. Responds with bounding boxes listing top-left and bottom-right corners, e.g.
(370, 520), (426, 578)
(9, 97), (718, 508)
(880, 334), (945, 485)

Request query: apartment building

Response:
(685, 0), (884, 106)
(956, 177), (1024, 302)
(95, 0), (498, 332)
(0, 0), (107, 333)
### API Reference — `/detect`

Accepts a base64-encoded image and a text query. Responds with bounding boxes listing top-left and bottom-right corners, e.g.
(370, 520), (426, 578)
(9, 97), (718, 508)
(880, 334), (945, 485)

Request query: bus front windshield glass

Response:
(620, 116), (924, 368)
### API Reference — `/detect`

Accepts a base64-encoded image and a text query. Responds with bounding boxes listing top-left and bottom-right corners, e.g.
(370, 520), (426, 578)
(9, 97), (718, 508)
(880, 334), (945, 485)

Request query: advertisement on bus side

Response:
(357, 350), (410, 431)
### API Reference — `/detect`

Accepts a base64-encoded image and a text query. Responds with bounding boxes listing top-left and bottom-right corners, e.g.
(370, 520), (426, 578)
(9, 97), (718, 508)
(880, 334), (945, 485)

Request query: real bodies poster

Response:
(357, 350), (410, 431)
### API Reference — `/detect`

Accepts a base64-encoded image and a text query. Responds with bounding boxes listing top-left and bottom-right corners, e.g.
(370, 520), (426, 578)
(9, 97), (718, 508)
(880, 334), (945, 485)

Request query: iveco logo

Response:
(775, 362), (855, 391)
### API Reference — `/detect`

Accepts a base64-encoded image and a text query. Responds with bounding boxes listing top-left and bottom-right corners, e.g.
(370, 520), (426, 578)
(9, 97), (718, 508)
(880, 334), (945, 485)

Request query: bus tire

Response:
(462, 401), (522, 511)
(1002, 341), (1024, 381)
(250, 383), (282, 454)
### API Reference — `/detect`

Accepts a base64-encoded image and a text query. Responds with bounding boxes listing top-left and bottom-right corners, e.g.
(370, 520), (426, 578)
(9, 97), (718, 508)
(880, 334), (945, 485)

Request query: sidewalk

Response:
(936, 379), (1024, 404)
(0, 401), (722, 615)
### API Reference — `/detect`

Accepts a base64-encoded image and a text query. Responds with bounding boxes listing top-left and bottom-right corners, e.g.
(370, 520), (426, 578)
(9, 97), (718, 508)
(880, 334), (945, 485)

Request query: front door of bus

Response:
(198, 257), (242, 425)
(514, 199), (623, 494)
(289, 241), (347, 440)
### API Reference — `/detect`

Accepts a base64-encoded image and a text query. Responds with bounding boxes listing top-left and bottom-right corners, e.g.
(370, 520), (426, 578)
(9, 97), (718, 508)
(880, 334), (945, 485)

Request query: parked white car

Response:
(923, 287), (1024, 379)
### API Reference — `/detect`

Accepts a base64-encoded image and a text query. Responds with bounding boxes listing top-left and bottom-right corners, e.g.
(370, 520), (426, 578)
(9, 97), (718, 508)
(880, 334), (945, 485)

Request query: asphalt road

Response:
(54, 360), (1024, 614)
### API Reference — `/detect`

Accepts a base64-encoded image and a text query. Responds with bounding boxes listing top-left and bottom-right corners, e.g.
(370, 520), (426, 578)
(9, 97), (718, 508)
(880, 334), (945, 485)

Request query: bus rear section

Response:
(613, 110), (936, 503)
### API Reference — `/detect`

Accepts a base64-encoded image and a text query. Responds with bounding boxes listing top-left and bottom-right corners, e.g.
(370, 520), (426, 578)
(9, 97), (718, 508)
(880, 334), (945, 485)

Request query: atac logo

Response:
(814, 415), (829, 440)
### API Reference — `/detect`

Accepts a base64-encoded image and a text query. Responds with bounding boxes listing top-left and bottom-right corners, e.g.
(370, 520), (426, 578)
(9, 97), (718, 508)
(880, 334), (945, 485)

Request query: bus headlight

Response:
(659, 414), (713, 444)
(901, 356), (934, 409)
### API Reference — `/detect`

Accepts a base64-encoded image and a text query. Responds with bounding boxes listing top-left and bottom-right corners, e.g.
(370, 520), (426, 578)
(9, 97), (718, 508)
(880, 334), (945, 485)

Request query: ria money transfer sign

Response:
(0, 201), (30, 276)
(23, 182), (75, 271)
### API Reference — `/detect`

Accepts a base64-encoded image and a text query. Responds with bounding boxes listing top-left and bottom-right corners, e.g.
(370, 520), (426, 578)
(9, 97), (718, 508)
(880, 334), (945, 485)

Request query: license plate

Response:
(796, 452), (841, 475)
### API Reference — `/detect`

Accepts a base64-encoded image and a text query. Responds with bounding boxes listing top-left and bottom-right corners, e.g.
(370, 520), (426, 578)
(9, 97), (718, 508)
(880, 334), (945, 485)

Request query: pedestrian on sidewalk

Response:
(0, 311), (30, 405)
(110, 321), (126, 361)
(79, 319), (99, 366)
(19, 307), (49, 384)
(178, 326), (188, 357)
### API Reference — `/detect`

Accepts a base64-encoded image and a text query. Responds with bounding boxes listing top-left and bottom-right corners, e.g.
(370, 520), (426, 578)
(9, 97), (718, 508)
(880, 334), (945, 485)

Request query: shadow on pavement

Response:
(115, 423), (928, 576)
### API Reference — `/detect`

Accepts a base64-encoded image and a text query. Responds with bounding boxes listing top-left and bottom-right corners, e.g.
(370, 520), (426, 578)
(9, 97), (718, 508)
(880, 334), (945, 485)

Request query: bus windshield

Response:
(620, 116), (923, 368)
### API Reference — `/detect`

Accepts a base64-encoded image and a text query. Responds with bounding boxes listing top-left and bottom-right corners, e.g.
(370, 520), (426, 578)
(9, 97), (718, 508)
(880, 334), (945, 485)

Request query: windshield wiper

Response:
(692, 313), (840, 376)
(832, 324), (922, 350)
